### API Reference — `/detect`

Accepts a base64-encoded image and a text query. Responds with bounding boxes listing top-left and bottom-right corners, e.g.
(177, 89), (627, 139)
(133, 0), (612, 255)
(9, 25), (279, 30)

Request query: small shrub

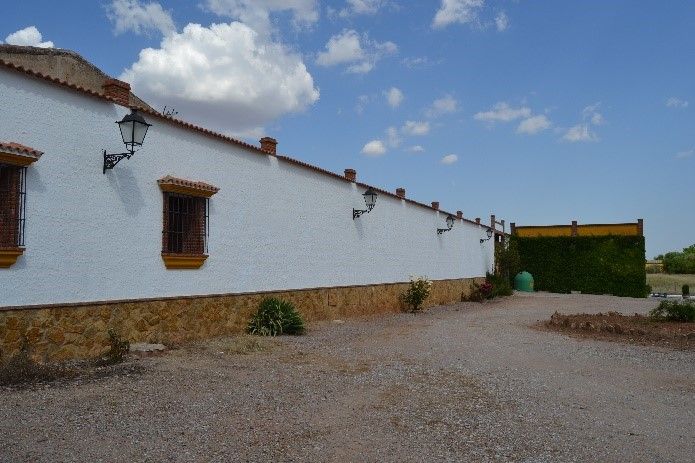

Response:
(401, 276), (432, 312)
(0, 342), (73, 387)
(649, 300), (695, 322)
(683, 284), (690, 297)
(466, 280), (490, 302)
(247, 297), (305, 336)
(488, 273), (513, 298)
(100, 330), (130, 365)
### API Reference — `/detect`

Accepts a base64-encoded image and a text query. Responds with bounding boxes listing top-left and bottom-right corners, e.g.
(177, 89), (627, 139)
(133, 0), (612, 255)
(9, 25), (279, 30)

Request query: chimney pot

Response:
(475, 218), (481, 225)
(344, 168), (356, 182)
(431, 201), (439, 210)
(456, 211), (463, 219)
(260, 137), (277, 155)
(102, 78), (131, 106)
(396, 188), (406, 198)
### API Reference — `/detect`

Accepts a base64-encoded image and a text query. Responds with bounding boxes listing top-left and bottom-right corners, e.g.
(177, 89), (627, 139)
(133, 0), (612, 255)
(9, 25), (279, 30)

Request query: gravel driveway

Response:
(1, 293), (693, 462)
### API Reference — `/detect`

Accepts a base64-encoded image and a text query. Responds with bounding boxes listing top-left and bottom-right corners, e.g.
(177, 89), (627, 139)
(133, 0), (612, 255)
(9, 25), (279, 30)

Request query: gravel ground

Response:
(1, 293), (693, 463)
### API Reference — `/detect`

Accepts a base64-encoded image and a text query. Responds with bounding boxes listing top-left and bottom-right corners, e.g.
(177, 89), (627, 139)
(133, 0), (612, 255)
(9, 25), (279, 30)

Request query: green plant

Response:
(516, 235), (647, 298)
(488, 272), (513, 298)
(247, 297), (306, 336)
(662, 244), (695, 274)
(465, 281), (488, 302)
(495, 239), (521, 285)
(649, 300), (695, 322)
(401, 276), (432, 312)
(683, 284), (690, 297)
(100, 330), (130, 365)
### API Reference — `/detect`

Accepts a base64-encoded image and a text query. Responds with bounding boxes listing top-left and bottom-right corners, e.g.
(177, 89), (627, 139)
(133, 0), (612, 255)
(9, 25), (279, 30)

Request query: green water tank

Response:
(514, 271), (534, 292)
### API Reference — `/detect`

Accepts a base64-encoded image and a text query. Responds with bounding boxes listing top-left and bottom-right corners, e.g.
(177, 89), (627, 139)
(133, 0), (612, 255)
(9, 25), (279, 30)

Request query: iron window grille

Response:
(162, 192), (209, 255)
(0, 163), (27, 247)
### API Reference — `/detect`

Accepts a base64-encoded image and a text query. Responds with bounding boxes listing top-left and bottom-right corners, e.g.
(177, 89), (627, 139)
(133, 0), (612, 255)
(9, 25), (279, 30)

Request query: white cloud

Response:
(563, 124), (597, 143)
(666, 97), (689, 109)
(560, 103), (603, 142)
(433, 0), (484, 29)
(426, 95), (458, 118)
(385, 87), (404, 108)
(316, 30), (363, 65)
(205, 0), (318, 35)
(121, 22), (319, 135)
(316, 29), (397, 73)
(582, 102), (604, 125)
(408, 145), (425, 153)
(517, 115), (550, 135)
(474, 102), (531, 123)
(495, 11), (508, 31)
(3, 26), (54, 48)
(338, 0), (386, 17)
(385, 126), (401, 148)
(402, 120), (430, 136)
(107, 0), (175, 36)
(355, 94), (371, 114)
(440, 154), (458, 164)
(402, 56), (429, 68)
(675, 148), (694, 159)
(361, 139), (387, 156)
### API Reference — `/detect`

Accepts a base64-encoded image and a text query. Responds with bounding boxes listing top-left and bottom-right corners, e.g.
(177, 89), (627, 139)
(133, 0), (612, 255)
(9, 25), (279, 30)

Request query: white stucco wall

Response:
(0, 69), (495, 307)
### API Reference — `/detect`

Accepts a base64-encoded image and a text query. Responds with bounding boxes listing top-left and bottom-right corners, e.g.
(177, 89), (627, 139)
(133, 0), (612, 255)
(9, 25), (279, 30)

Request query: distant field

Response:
(647, 273), (695, 294)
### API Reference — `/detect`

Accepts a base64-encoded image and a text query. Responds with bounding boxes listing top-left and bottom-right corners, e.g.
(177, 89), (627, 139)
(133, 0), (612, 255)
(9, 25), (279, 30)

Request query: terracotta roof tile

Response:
(0, 141), (43, 157)
(158, 175), (220, 196)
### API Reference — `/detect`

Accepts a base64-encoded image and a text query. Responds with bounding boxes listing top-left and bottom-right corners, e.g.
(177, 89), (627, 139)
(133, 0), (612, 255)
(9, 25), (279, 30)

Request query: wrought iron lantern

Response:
(353, 187), (378, 219)
(480, 228), (494, 243)
(437, 214), (455, 234)
(103, 110), (152, 173)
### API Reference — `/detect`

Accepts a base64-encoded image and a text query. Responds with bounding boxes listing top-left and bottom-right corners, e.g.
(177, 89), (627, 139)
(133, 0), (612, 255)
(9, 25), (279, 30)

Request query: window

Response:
(157, 175), (219, 269)
(163, 193), (208, 255)
(0, 142), (41, 268)
(0, 164), (26, 248)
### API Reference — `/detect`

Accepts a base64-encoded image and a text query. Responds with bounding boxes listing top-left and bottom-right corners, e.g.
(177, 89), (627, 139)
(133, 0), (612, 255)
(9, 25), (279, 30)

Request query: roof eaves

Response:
(0, 58), (491, 225)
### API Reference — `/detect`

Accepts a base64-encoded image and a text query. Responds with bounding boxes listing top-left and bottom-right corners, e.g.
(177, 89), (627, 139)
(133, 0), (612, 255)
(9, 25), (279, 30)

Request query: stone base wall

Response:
(0, 277), (483, 362)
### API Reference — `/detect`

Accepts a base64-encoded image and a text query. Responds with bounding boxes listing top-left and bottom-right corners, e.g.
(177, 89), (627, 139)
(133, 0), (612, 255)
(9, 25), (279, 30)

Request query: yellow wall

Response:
(515, 226), (572, 237)
(515, 223), (641, 237)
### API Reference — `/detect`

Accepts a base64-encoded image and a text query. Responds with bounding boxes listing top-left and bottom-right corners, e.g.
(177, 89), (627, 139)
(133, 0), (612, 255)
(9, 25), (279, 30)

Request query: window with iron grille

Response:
(162, 192), (209, 255)
(0, 163), (27, 248)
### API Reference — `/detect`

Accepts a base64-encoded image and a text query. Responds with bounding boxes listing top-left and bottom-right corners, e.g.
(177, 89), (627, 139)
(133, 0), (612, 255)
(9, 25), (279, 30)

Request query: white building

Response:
(0, 46), (499, 360)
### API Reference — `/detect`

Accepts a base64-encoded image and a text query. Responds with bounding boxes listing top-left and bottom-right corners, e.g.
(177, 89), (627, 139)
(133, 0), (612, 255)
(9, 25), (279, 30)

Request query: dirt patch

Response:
(540, 311), (695, 350)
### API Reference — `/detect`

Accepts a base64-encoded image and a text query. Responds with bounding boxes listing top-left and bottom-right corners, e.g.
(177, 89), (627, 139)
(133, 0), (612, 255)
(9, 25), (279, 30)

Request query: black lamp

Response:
(103, 110), (152, 173)
(437, 215), (455, 234)
(480, 228), (494, 243)
(353, 188), (378, 219)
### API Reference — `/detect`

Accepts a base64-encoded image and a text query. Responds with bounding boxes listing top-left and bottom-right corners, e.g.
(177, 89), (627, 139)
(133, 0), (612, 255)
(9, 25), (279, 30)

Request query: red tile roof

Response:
(0, 58), (491, 229)
(0, 141), (43, 157)
(157, 175), (220, 196)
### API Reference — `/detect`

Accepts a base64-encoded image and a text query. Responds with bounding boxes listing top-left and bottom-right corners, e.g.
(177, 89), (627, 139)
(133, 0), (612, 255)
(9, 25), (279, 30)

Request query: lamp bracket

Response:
(103, 149), (134, 174)
(353, 208), (368, 220)
(437, 227), (452, 235)
(353, 204), (374, 220)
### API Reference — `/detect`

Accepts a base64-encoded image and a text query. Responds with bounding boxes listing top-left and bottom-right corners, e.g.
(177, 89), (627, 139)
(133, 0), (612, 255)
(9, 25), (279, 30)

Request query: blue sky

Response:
(2, 0), (693, 257)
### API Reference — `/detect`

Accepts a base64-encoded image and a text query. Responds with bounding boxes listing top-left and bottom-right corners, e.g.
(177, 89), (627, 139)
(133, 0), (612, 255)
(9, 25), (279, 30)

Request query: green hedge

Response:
(515, 235), (647, 297)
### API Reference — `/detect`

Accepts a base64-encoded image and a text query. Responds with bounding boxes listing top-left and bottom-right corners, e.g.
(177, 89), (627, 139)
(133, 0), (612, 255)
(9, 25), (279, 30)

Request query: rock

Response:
(130, 342), (167, 353)
(332, 320), (345, 325)
(687, 332), (695, 340)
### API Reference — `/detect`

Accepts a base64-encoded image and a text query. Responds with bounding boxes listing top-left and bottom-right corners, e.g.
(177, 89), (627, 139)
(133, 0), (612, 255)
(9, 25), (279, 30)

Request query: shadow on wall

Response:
(106, 165), (145, 216)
